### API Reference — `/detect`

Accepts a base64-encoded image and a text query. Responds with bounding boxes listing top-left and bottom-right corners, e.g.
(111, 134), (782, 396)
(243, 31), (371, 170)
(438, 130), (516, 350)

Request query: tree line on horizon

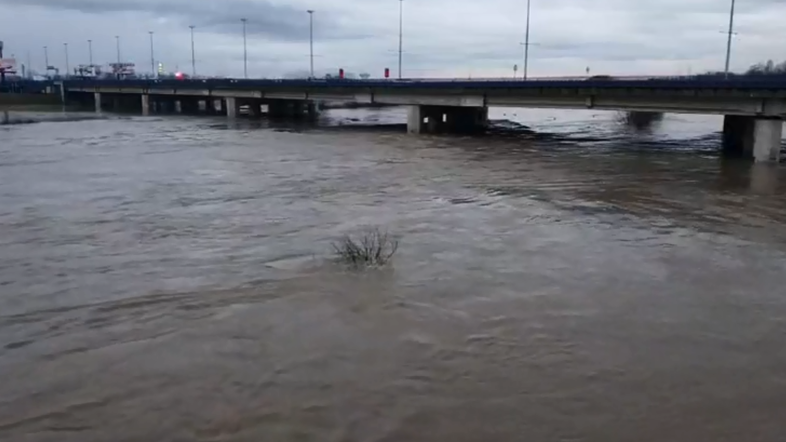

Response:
(744, 59), (786, 75)
(699, 59), (786, 78)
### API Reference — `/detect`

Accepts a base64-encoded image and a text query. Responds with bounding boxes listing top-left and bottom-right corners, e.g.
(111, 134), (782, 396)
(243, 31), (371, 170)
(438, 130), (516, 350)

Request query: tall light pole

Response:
(307, 10), (314, 78)
(189, 25), (196, 76)
(43, 46), (49, 73)
(398, 0), (404, 79)
(523, 0), (532, 80)
(64, 43), (69, 77)
(241, 18), (248, 78)
(115, 35), (121, 64)
(149, 31), (155, 78)
(724, 0), (736, 78)
(87, 39), (93, 66)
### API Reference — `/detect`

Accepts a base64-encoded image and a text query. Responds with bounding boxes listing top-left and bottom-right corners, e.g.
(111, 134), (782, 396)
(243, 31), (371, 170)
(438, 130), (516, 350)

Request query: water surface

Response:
(1, 108), (785, 441)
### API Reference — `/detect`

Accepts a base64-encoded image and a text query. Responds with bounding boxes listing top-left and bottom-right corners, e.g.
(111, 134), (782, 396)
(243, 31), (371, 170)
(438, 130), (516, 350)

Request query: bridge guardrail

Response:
(59, 75), (786, 91)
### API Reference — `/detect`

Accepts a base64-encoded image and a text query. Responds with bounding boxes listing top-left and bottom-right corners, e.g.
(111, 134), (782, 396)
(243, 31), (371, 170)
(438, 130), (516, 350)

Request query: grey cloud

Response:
(1, 0), (784, 78)
(1, 0), (370, 41)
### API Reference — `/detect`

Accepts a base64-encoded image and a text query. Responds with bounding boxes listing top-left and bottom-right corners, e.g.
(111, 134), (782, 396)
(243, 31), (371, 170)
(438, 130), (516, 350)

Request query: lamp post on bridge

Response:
(115, 35), (121, 64)
(149, 31), (155, 78)
(43, 46), (49, 76)
(64, 43), (69, 78)
(241, 18), (248, 78)
(522, 0), (532, 80)
(87, 39), (93, 67)
(189, 25), (196, 77)
(724, 0), (736, 78)
(307, 10), (314, 78)
(398, 0), (404, 79)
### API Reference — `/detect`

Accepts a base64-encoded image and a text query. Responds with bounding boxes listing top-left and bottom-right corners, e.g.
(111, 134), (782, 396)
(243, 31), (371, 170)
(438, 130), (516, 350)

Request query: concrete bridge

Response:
(62, 77), (786, 162)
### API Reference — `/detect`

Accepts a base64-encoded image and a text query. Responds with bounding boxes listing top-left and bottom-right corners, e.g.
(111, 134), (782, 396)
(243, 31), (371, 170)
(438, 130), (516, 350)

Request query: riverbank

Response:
(0, 92), (61, 107)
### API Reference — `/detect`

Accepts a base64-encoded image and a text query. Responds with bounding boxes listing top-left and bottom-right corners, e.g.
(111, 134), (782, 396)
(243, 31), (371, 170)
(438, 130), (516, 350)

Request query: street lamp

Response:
(307, 10), (314, 78)
(241, 18), (248, 78)
(724, 0), (736, 78)
(115, 35), (121, 64)
(523, 0), (532, 80)
(43, 46), (49, 73)
(149, 31), (155, 78)
(398, 0), (404, 79)
(64, 43), (69, 77)
(189, 25), (196, 76)
(87, 39), (93, 66)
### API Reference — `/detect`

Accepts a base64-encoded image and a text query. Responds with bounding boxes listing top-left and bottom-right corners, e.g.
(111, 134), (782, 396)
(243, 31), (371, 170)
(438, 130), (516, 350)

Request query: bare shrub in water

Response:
(332, 228), (399, 268)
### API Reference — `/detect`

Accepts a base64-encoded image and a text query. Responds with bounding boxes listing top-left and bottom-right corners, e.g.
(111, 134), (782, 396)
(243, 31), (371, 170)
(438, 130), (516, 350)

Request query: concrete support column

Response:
(723, 115), (784, 162)
(291, 101), (305, 119)
(407, 105), (424, 134)
(723, 115), (754, 158)
(154, 98), (167, 113)
(246, 99), (261, 117)
(200, 100), (218, 114)
(141, 94), (150, 116)
(225, 97), (238, 119)
(307, 102), (320, 120)
(752, 119), (783, 162)
(94, 92), (102, 113)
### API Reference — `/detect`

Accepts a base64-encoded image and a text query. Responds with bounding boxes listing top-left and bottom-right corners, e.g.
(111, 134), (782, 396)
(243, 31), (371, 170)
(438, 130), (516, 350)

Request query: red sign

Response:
(338, 68), (344, 79)
(384, 68), (390, 78)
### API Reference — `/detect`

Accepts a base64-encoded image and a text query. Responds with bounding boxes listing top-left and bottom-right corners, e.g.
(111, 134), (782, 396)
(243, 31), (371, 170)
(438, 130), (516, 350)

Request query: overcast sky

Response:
(1, 0), (785, 78)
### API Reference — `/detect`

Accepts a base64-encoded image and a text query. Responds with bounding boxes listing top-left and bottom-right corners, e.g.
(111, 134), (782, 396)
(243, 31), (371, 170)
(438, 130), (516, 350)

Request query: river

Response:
(1, 107), (785, 441)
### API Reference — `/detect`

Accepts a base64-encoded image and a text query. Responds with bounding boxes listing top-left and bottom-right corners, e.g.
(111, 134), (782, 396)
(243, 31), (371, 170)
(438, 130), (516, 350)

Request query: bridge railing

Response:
(60, 75), (786, 91)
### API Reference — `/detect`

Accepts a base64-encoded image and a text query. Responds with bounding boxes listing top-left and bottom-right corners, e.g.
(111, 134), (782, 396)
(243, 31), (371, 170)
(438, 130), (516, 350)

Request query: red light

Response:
(175, 72), (184, 80)
(384, 68), (390, 78)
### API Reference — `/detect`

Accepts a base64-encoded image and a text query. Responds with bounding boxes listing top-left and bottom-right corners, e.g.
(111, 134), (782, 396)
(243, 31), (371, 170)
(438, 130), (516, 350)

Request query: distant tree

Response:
(745, 59), (786, 76)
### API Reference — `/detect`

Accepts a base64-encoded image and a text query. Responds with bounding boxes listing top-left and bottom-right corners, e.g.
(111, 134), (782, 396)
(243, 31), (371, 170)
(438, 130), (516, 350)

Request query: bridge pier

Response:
(141, 94), (150, 116)
(407, 105), (488, 135)
(225, 97), (238, 119)
(307, 102), (320, 120)
(94, 92), (102, 113)
(203, 99), (223, 115)
(154, 97), (174, 113)
(723, 116), (784, 162)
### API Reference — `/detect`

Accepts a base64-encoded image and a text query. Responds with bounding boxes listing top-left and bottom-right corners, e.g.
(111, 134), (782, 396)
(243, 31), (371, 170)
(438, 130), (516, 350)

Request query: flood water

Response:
(1, 107), (786, 441)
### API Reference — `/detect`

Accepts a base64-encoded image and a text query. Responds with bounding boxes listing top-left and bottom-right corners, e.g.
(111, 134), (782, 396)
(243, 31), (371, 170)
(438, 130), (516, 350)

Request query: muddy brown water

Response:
(1, 109), (785, 441)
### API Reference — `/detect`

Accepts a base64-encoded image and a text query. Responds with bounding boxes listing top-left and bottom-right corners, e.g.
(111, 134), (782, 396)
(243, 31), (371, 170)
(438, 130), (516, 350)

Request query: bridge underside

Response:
(407, 105), (488, 135)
